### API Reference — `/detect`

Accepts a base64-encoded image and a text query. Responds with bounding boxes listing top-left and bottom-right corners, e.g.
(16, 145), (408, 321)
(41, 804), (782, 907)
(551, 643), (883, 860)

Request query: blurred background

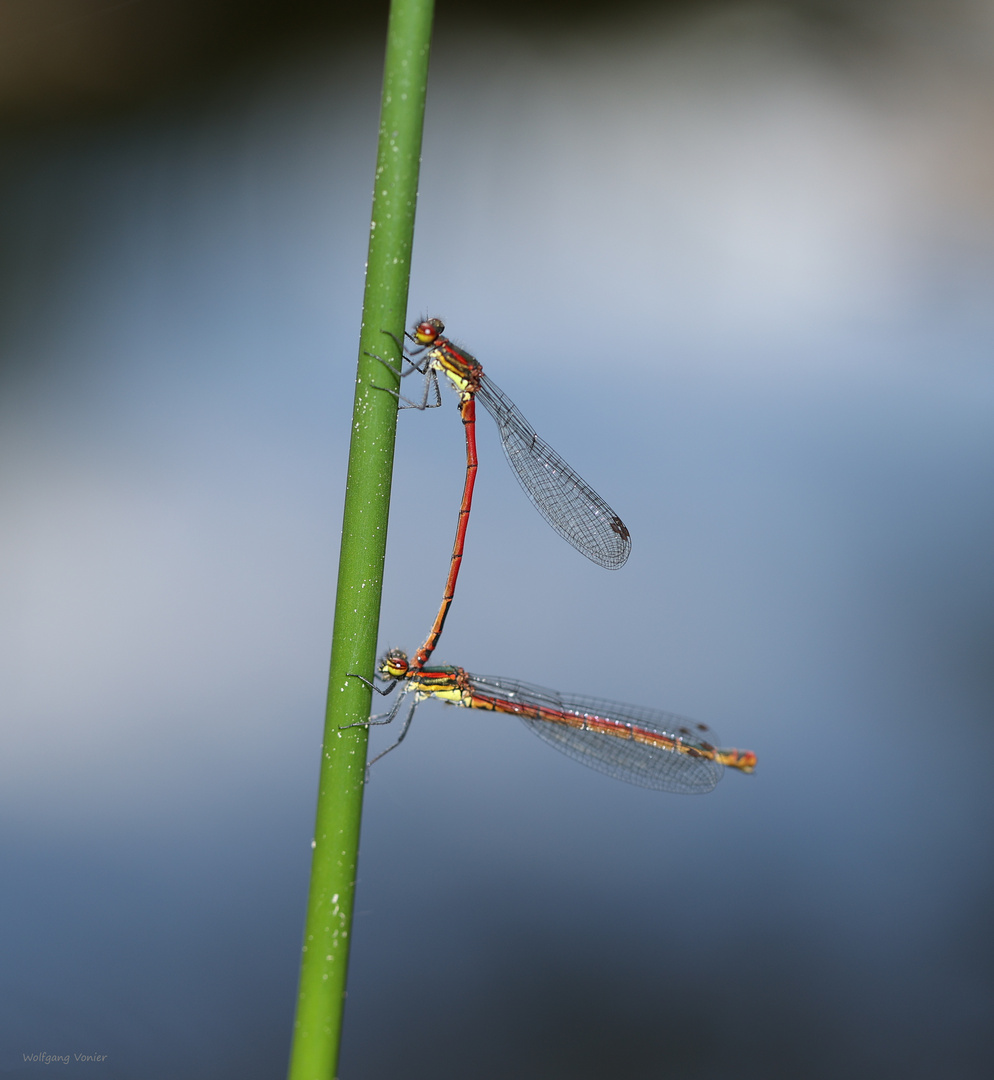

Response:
(2, 0), (993, 1076)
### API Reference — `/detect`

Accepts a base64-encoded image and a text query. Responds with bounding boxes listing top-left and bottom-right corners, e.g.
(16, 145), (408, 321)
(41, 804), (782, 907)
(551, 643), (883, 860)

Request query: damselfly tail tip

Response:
(717, 748), (757, 773)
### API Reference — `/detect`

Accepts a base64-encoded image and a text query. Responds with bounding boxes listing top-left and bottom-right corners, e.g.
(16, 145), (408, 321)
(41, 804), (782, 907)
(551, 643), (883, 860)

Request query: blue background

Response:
(2, 5), (993, 1077)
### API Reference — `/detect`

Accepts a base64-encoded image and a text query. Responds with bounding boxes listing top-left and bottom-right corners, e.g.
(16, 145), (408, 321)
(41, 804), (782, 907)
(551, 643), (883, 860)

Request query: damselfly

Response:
(373, 317), (630, 670)
(351, 649), (756, 794)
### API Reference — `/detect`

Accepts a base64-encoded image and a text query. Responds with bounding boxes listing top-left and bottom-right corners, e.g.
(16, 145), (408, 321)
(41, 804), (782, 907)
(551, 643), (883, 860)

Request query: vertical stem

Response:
(288, 2), (435, 1077)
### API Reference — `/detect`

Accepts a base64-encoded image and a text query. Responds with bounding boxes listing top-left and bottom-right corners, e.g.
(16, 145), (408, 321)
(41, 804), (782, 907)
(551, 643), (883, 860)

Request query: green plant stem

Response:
(287, 2), (435, 1077)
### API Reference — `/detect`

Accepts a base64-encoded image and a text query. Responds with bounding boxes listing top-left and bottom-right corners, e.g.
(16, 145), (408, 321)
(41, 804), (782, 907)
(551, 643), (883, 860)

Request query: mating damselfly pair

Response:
(348, 317), (756, 794)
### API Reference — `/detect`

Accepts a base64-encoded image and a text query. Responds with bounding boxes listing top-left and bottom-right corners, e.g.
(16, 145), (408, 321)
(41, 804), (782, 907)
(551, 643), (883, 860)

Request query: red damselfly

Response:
(373, 317), (630, 670)
(351, 649), (756, 794)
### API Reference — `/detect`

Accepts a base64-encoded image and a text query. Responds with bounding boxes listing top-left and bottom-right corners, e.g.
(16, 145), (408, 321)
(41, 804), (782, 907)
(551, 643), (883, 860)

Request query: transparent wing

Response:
(466, 673), (721, 794)
(475, 376), (631, 570)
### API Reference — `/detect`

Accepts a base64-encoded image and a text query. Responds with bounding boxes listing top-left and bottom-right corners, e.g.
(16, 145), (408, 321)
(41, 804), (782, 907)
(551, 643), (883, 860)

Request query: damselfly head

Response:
(413, 317), (444, 346)
(379, 649), (410, 679)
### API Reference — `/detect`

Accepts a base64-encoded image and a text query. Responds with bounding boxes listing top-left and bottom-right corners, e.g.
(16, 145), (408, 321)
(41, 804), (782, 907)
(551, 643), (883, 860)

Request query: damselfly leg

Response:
(366, 694), (420, 770)
(365, 330), (442, 409)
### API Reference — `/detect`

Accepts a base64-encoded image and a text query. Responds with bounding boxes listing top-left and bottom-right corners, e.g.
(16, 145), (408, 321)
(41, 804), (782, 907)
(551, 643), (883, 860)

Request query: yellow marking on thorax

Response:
(428, 347), (475, 395)
(410, 678), (471, 706)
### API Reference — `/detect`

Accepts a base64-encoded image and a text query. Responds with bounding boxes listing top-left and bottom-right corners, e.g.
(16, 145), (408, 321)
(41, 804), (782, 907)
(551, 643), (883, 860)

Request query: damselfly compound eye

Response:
(413, 318), (444, 345)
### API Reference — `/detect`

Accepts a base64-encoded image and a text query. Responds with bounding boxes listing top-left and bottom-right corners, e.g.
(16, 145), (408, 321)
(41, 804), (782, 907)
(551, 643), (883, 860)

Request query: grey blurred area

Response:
(2, 1), (993, 1077)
